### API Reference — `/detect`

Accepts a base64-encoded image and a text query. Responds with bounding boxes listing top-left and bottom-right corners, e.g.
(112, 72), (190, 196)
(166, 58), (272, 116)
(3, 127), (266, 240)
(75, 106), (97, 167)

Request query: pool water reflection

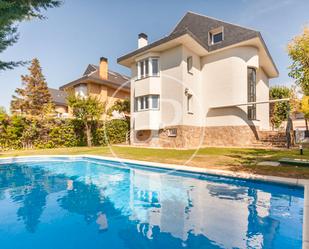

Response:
(0, 158), (304, 249)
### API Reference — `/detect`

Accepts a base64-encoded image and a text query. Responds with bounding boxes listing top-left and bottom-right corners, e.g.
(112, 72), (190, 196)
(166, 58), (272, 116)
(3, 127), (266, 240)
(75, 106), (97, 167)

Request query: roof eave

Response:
(59, 76), (130, 93)
(257, 33), (279, 78)
(117, 30), (208, 67)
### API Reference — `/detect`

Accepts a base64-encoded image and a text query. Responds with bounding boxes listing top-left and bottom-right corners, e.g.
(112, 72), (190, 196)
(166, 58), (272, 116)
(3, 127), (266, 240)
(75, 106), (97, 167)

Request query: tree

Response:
(67, 95), (104, 147)
(11, 58), (53, 116)
(301, 95), (309, 131)
(0, 106), (6, 115)
(288, 27), (309, 95)
(107, 99), (130, 116)
(269, 86), (291, 129)
(0, 0), (62, 70)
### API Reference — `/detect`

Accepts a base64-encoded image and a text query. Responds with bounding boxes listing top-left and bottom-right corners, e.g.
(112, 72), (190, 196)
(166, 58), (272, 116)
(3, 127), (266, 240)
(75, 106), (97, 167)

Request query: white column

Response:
(149, 58), (153, 77)
(137, 62), (141, 80)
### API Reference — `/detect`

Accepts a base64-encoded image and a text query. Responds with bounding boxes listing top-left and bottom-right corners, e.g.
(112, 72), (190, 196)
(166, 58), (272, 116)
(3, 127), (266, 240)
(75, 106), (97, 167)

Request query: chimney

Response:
(138, 33), (148, 48)
(99, 57), (108, 79)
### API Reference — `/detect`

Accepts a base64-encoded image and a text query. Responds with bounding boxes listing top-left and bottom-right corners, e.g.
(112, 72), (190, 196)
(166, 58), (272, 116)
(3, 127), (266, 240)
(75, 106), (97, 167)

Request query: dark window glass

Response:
(140, 61), (144, 78)
(145, 96), (149, 109)
(140, 96), (145, 110)
(213, 32), (223, 43)
(134, 97), (138, 112)
(152, 95), (159, 109)
(152, 58), (159, 76)
(145, 59), (149, 76)
(247, 67), (257, 120)
(187, 56), (193, 74)
(187, 94), (193, 113)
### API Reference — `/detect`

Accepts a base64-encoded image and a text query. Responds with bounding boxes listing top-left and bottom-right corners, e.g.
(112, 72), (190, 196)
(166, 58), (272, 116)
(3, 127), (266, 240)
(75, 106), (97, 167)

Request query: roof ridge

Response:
(108, 69), (130, 79)
(87, 64), (129, 79)
(185, 11), (258, 32)
(48, 87), (65, 92)
(89, 64), (99, 69)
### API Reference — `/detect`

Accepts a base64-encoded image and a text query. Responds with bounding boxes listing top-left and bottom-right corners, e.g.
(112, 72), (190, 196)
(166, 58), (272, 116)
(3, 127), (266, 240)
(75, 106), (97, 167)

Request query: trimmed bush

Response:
(0, 116), (129, 150)
(95, 119), (129, 146)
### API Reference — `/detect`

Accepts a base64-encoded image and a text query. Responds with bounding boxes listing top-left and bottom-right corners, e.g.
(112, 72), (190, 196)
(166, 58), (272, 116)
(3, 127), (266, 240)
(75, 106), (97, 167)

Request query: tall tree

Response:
(0, 106), (6, 115)
(301, 95), (309, 132)
(269, 86), (291, 130)
(0, 0), (62, 70)
(107, 99), (130, 117)
(11, 58), (53, 116)
(288, 27), (309, 95)
(67, 95), (104, 147)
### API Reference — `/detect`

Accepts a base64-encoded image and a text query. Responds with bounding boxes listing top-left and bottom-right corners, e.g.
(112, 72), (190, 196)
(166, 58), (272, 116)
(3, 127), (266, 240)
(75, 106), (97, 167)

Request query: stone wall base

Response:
(132, 125), (261, 148)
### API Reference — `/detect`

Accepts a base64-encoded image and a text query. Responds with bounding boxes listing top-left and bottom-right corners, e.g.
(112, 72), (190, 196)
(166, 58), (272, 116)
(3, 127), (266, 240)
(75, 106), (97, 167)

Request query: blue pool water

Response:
(0, 157), (304, 249)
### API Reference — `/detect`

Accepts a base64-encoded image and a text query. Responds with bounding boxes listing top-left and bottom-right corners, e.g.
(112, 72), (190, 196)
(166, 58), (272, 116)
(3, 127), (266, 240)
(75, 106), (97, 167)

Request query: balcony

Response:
(134, 76), (161, 97)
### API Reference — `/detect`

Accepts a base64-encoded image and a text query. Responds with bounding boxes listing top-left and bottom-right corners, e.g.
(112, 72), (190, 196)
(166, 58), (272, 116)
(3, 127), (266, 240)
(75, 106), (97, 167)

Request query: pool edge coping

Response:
(0, 154), (309, 249)
(1, 154), (309, 187)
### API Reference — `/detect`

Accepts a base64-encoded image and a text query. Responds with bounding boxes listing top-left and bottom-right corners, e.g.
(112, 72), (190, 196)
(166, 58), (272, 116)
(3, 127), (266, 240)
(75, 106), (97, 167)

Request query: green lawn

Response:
(1, 145), (309, 178)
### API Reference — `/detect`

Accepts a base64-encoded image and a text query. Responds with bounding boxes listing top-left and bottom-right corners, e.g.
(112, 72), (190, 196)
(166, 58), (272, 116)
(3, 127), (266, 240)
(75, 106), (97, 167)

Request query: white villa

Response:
(118, 12), (279, 148)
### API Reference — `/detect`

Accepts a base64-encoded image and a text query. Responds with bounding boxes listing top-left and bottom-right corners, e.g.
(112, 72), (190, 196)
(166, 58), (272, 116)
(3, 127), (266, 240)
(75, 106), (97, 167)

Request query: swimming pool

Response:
(0, 156), (306, 249)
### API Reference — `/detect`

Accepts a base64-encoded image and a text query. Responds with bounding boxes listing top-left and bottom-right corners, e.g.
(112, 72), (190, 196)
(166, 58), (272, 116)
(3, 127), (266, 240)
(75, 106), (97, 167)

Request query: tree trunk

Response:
(305, 119), (309, 138)
(85, 122), (92, 147)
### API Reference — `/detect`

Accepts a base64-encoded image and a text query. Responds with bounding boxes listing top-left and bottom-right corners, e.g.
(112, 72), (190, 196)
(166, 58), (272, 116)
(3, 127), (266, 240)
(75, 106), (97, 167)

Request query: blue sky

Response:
(0, 0), (309, 110)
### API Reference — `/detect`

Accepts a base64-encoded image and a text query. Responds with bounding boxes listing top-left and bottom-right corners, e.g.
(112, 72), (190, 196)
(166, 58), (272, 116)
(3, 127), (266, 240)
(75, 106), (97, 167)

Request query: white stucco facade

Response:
(119, 13), (278, 147)
(130, 43), (273, 135)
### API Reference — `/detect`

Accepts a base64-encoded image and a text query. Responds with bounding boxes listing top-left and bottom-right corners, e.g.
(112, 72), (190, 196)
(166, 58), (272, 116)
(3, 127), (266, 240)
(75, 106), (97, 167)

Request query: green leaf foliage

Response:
(11, 58), (54, 116)
(107, 99), (130, 116)
(288, 27), (309, 95)
(0, 116), (129, 151)
(95, 119), (129, 146)
(0, 0), (62, 70)
(269, 86), (291, 129)
(67, 95), (104, 147)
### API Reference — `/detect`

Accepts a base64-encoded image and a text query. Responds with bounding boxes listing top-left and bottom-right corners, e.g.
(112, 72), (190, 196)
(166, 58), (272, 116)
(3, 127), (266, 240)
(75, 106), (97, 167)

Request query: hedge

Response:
(0, 114), (129, 150)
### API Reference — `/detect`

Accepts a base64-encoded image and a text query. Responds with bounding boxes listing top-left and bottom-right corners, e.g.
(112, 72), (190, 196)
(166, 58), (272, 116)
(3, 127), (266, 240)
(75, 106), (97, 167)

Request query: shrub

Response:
(0, 116), (129, 150)
(95, 119), (129, 146)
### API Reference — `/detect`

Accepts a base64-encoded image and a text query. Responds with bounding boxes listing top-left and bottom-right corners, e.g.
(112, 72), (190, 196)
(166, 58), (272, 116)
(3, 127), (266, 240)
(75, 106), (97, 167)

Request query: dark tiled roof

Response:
(49, 88), (68, 106)
(171, 12), (259, 52)
(118, 28), (207, 63)
(83, 64), (97, 76)
(118, 12), (278, 75)
(60, 64), (130, 91)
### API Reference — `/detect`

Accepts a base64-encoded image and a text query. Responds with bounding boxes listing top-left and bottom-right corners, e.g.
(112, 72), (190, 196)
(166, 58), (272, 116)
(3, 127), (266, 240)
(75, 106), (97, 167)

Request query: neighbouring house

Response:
(117, 12), (279, 148)
(55, 57), (130, 117)
(48, 88), (69, 117)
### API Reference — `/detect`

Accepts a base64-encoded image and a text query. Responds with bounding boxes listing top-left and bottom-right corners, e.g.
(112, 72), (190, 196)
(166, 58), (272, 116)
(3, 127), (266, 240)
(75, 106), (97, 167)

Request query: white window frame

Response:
(209, 27), (224, 45)
(75, 84), (88, 98)
(137, 57), (160, 80)
(167, 128), (177, 137)
(134, 95), (160, 112)
(151, 57), (159, 77)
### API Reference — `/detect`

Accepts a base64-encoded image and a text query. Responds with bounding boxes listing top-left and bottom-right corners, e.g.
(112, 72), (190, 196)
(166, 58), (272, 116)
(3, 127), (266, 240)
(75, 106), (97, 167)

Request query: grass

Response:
(1, 145), (309, 178)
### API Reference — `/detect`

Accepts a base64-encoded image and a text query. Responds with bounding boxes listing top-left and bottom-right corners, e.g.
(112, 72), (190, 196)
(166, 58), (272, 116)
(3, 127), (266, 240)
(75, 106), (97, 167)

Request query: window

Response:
(135, 95), (160, 111)
(151, 95), (159, 109)
(137, 57), (160, 79)
(247, 67), (257, 120)
(167, 128), (177, 137)
(187, 56), (193, 74)
(209, 27), (224, 45)
(75, 84), (88, 98)
(187, 94), (193, 114)
(145, 59), (149, 76)
(213, 32), (223, 43)
(152, 58), (159, 76)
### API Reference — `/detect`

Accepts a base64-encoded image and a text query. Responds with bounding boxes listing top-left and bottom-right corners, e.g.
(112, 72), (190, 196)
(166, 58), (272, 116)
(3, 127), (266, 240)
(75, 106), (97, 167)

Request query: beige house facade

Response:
(118, 12), (279, 148)
(50, 57), (130, 118)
